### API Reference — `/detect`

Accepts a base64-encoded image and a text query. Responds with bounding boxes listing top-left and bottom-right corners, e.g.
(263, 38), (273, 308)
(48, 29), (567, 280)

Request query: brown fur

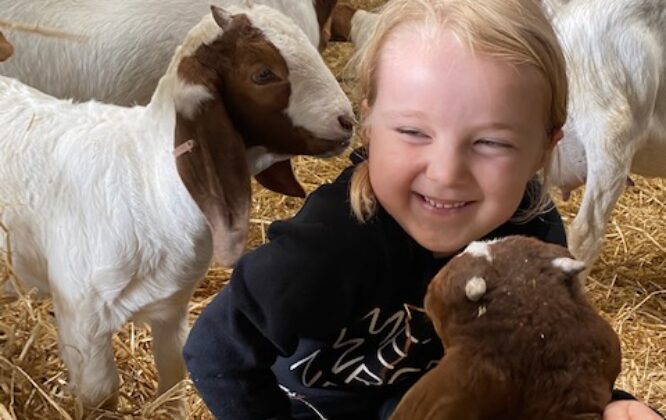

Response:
(313, 0), (338, 49)
(172, 7), (350, 265)
(0, 32), (13, 61)
(330, 2), (358, 42)
(391, 236), (621, 420)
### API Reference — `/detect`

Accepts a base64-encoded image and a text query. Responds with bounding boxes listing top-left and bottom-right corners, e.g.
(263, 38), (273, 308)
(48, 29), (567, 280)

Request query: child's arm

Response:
(183, 283), (293, 419)
(184, 179), (371, 419)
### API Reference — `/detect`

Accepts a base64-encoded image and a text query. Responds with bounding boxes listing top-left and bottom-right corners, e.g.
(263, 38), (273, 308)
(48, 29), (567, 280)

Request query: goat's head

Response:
(0, 32), (13, 61)
(425, 236), (587, 346)
(170, 5), (354, 266)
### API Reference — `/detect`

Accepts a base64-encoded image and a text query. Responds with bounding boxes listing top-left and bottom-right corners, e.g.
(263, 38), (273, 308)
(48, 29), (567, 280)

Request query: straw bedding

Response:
(1, 1), (664, 418)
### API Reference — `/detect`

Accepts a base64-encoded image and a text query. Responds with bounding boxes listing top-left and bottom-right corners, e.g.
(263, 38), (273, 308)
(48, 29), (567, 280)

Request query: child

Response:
(184, 0), (661, 418)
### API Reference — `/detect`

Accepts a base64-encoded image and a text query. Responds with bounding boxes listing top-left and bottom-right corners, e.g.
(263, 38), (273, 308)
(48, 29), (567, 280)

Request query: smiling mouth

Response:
(420, 194), (471, 210)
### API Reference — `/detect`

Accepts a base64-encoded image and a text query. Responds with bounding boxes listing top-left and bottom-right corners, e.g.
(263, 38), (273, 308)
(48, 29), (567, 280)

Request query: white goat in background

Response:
(0, 4), (353, 409)
(0, 0), (337, 105)
(547, 0), (666, 267)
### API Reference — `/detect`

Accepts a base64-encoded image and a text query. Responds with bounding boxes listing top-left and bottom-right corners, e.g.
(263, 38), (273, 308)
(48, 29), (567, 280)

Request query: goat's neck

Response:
(141, 73), (204, 214)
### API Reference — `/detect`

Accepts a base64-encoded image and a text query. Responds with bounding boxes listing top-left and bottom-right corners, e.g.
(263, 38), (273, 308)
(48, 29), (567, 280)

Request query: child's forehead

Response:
(377, 28), (544, 91)
(380, 22), (452, 61)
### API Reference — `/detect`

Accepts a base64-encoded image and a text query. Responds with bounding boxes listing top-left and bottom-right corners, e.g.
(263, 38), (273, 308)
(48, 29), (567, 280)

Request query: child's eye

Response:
(396, 127), (428, 138)
(475, 138), (512, 148)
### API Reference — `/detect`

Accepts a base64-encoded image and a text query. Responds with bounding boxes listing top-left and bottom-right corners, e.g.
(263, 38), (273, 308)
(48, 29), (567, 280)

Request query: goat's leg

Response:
(148, 299), (189, 417)
(52, 296), (119, 410)
(149, 300), (189, 394)
(568, 149), (632, 269)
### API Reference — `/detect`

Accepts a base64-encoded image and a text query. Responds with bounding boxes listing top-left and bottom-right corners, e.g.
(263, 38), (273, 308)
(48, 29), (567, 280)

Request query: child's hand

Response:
(604, 400), (663, 420)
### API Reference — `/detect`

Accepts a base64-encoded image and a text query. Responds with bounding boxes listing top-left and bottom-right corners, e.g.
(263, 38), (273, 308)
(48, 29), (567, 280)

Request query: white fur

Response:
(0, 0), (321, 106)
(465, 276), (487, 302)
(463, 240), (494, 263)
(245, 146), (291, 176)
(350, 9), (379, 48)
(173, 80), (214, 119)
(0, 5), (348, 408)
(551, 257), (586, 274)
(547, 0), (666, 266)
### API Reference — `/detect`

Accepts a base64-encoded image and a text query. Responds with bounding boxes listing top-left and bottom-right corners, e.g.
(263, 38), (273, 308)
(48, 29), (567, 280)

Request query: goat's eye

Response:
(252, 68), (278, 85)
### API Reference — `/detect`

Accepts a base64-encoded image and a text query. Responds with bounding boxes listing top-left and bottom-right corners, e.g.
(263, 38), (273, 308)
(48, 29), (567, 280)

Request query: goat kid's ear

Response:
(175, 99), (251, 268)
(211, 5), (233, 30)
(255, 160), (306, 198)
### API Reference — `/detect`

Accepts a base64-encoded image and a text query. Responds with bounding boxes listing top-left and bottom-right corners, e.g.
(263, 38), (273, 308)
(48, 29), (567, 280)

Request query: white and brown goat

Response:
(0, 0), (337, 105)
(547, 0), (666, 267)
(392, 236), (621, 420)
(0, 4), (353, 410)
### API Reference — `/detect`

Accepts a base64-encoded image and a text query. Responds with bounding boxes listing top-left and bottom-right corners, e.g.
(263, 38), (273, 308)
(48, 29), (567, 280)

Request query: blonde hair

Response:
(348, 0), (568, 223)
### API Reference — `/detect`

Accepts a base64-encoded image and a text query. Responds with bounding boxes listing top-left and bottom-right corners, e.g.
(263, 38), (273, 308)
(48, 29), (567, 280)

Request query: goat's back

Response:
(0, 0), (319, 105)
(0, 75), (210, 305)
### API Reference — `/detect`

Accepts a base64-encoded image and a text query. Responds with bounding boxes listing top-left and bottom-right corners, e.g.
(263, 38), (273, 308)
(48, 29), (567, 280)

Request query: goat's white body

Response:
(0, 4), (352, 407)
(0, 0), (320, 105)
(349, 9), (379, 48)
(0, 74), (211, 404)
(548, 0), (666, 265)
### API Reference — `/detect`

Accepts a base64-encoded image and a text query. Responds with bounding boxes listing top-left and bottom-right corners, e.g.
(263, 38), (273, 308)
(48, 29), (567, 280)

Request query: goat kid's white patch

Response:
(173, 79), (213, 120)
(245, 146), (292, 176)
(244, 5), (353, 141)
(462, 240), (494, 263)
(551, 257), (586, 274)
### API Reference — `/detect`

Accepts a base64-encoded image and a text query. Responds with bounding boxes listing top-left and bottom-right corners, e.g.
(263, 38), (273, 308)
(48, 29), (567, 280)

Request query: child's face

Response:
(366, 29), (552, 255)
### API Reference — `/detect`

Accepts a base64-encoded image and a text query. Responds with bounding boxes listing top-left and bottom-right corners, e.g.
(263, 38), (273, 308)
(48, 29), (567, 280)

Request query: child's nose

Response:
(425, 145), (468, 186)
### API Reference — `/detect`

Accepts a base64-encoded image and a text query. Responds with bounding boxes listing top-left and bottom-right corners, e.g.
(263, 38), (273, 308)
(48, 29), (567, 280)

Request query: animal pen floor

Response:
(1, 1), (664, 418)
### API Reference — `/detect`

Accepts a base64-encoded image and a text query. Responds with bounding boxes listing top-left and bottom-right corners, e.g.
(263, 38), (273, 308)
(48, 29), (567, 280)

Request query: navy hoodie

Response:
(183, 157), (652, 419)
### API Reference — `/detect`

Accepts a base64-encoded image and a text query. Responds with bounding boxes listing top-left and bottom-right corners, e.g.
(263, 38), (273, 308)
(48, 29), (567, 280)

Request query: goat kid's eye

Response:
(252, 67), (279, 85)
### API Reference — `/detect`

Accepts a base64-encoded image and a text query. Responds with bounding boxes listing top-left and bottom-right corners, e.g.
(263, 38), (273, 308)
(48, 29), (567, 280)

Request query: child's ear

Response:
(549, 127), (564, 149)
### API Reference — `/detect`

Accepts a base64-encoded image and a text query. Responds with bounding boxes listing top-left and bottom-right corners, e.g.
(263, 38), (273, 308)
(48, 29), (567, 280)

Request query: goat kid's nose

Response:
(338, 115), (354, 133)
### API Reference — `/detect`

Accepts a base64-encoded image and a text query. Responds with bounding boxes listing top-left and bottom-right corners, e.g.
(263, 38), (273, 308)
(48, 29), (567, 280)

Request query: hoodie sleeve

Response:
(183, 172), (374, 419)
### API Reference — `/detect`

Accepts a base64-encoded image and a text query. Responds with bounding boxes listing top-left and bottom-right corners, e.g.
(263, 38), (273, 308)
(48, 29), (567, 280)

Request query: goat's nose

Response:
(338, 115), (354, 133)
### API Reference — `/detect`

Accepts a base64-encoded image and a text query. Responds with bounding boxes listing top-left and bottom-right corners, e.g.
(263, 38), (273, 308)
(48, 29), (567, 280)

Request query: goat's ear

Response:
(255, 160), (306, 198)
(175, 99), (251, 267)
(211, 5), (233, 30)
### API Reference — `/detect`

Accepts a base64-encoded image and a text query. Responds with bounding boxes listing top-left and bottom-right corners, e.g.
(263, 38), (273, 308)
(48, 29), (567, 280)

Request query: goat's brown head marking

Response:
(171, 5), (353, 266)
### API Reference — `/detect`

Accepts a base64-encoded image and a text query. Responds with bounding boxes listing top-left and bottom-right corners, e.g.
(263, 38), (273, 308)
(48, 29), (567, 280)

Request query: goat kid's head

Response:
(0, 32), (13, 61)
(425, 236), (587, 346)
(172, 5), (353, 267)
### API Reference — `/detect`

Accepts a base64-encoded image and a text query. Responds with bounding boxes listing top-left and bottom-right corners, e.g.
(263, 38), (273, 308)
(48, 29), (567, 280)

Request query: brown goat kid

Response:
(391, 236), (621, 420)
(0, 32), (12, 61)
